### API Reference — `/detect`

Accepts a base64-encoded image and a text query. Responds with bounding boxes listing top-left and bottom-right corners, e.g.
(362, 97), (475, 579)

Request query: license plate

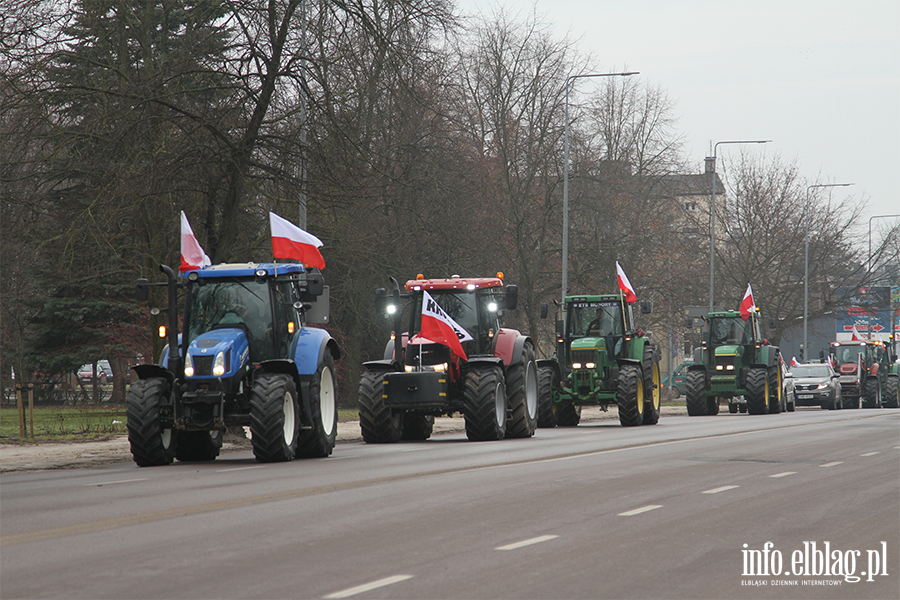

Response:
(798, 394), (813, 399)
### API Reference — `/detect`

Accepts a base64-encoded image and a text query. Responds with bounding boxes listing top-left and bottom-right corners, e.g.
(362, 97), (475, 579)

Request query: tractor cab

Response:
(563, 297), (632, 368)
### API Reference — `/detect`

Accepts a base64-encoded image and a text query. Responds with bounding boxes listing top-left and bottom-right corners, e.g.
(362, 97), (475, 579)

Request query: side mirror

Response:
(505, 285), (518, 310)
(302, 272), (325, 297)
(640, 300), (652, 314)
(135, 279), (149, 302)
(540, 302), (549, 320)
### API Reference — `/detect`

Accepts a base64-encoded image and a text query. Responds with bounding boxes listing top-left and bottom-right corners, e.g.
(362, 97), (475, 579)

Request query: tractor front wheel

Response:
(175, 430), (223, 462)
(463, 366), (507, 441)
(745, 368), (768, 415)
(505, 342), (538, 438)
(862, 377), (882, 409)
(401, 413), (434, 440)
(642, 347), (661, 425)
(537, 366), (558, 428)
(685, 370), (707, 416)
(250, 373), (299, 462)
(296, 353), (339, 457)
(884, 375), (899, 408)
(126, 377), (174, 467)
(358, 369), (402, 443)
(617, 363), (644, 427)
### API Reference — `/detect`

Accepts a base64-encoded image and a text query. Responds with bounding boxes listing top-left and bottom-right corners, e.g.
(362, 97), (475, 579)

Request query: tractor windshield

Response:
(410, 289), (502, 356)
(834, 345), (866, 365)
(567, 301), (622, 338)
(708, 317), (753, 346)
(186, 278), (277, 362)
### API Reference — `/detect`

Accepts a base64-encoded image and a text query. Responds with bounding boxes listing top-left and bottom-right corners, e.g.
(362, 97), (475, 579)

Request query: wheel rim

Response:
(161, 428), (172, 449)
(651, 363), (661, 410)
(320, 366), (336, 436)
(525, 362), (538, 418)
(282, 391), (296, 445)
(494, 382), (506, 427)
(636, 369), (644, 416)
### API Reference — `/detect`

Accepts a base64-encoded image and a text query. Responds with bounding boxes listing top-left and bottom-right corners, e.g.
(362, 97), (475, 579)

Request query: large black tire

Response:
(175, 430), (223, 462)
(642, 347), (661, 425)
(861, 377), (882, 409)
(884, 375), (900, 408)
(126, 377), (174, 467)
(556, 399), (581, 426)
(745, 367), (768, 415)
(842, 394), (860, 409)
(728, 402), (738, 413)
(358, 369), (402, 443)
(706, 397), (720, 415)
(505, 343), (538, 438)
(463, 366), (507, 441)
(617, 363), (644, 427)
(685, 370), (707, 416)
(537, 366), (558, 428)
(250, 373), (299, 462)
(768, 367), (782, 414)
(401, 413), (434, 440)
(297, 353), (339, 457)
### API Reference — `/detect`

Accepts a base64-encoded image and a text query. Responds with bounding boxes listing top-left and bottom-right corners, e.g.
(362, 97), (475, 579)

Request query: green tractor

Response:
(684, 309), (783, 415)
(538, 295), (660, 427)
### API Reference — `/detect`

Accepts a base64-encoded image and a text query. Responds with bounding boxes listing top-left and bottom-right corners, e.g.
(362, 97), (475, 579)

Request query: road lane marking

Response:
(702, 485), (739, 494)
(819, 461), (843, 468)
(860, 452), (880, 456)
(323, 575), (413, 599)
(216, 466), (264, 472)
(770, 471), (797, 478)
(618, 505), (662, 516)
(495, 535), (559, 550)
(83, 478), (148, 487)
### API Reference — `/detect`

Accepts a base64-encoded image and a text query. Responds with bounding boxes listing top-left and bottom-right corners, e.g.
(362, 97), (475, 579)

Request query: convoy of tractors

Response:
(124, 229), (899, 466)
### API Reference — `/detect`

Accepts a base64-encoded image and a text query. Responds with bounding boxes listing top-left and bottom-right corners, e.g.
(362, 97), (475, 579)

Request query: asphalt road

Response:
(1, 409), (898, 599)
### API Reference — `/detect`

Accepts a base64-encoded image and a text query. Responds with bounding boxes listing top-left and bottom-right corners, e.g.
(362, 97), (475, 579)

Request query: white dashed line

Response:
(83, 478), (148, 487)
(769, 471), (797, 478)
(618, 505), (662, 516)
(702, 485), (739, 494)
(324, 575), (414, 599)
(860, 452), (880, 457)
(495, 535), (559, 550)
(819, 461), (843, 468)
(216, 466), (264, 472)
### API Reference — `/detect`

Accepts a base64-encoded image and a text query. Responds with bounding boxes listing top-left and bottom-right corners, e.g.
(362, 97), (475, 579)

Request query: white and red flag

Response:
(615, 261), (637, 304)
(269, 212), (326, 269)
(739, 284), (756, 321)
(419, 291), (474, 361)
(791, 356), (798, 366)
(851, 323), (862, 341)
(180, 211), (211, 273)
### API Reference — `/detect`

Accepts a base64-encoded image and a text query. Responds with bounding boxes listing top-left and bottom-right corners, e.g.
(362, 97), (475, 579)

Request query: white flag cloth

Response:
(269, 212), (325, 269)
(180, 211), (211, 272)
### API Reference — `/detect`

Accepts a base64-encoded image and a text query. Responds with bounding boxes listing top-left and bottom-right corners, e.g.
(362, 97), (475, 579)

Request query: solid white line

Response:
(819, 461), (843, 468)
(702, 485), (739, 494)
(495, 535), (559, 550)
(324, 575), (413, 599)
(769, 471), (797, 478)
(618, 505), (662, 517)
(216, 466), (265, 472)
(860, 451), (880, 457)
(83, 478), (148, 487)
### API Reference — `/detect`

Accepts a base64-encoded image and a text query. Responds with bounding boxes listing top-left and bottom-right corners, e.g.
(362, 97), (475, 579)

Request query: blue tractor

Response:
(129, 263), (340, 465)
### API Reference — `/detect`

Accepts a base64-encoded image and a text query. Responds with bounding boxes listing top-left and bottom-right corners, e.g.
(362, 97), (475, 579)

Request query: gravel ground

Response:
(0, 405), (686, 473)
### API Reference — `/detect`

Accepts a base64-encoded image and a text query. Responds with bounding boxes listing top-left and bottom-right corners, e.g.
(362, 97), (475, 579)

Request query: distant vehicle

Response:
(663, 361), (693, 397)
(782, 361), (795, 412)
(790, 362), (842, 410)
(77, 360), (113, 384)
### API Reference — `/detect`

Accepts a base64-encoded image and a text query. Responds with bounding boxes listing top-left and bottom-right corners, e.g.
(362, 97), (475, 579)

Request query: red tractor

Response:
(829, 340), (899, 409)
(358, 274), (539, 442)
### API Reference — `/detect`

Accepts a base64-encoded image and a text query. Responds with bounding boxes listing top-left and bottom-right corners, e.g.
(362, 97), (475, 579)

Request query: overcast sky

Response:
(455, 0), (899, 237)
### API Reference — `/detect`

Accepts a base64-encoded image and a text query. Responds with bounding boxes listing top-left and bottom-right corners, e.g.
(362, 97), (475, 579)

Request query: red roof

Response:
(405, 276), (503, 291)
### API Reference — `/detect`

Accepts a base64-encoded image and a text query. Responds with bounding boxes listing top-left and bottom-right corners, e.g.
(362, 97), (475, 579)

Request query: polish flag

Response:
(790, 356), (798, 366)
(615, 261), (637, 303)
(269, 212), (326, 269)
(419, 291), (473, 361)
(851, 324), (862, 341)
(739, 284), (756, 321)
(180, 211), (211, 273)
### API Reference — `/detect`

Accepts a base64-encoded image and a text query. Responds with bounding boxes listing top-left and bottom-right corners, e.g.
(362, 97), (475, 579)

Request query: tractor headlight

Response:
(213, 351), (226, 377)
(184, 353), (195, 378)
(586, 362), (596, 369)
(716, 365), (723, 371)
(726, 365), (735, 371)
(572, 362), (582, 369)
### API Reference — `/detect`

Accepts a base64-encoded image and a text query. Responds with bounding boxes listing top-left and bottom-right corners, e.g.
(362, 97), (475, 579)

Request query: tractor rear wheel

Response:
(463, 366), (507, 441)
(685, 370), (707, 416)
(126, 377), (174, 467)
(884, 375), (899, 408)
(358, 368), (402, 443)
(862, 377), (882, 408)
(642, 347), (661, 425)
(250, 373), (299, 462)
(505, 342), (538, 438)
(745, 367), (768, 415)
(175, 430), (223, 462)
(401, 413), (434, 440)
(537, 366), (558, 428)
(296, 353), (338, 457)
(617, 363), (644, 427)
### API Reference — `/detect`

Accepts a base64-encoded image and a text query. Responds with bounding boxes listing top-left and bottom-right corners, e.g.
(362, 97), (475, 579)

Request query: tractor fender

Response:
(383, 339), (395, 361)
(870, 363), (879, 376)
(537, 358), (561, 381)
(292, 327), (341, 376)
(616, 357), (642, 368)
(363, 359), (400, 371)
(464, 357), (504, 371)
(494, 329), (529, 366)
(132, 363), (175, 386)
(687, 363), (709, 382)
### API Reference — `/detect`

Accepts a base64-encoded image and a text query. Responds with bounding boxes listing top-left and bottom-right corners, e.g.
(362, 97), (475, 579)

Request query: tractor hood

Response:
(184, 329), (250, 379)
(570, 336), (608, 351)
(714, 345), (741, 356)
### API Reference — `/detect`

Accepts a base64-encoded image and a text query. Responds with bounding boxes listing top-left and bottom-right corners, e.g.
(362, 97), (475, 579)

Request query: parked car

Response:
(77, 360), (113, 384)
(790, 362), (842, 410)
(782, 361), (795, 412)
(663, 361), (693, 397)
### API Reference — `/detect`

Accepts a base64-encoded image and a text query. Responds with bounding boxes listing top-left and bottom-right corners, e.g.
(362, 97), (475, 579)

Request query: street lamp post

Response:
(561, 71), (638, 317)
(706, 140), (770, 314)
(803, 183), (854, 360)
(866, 213), (900, 341)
